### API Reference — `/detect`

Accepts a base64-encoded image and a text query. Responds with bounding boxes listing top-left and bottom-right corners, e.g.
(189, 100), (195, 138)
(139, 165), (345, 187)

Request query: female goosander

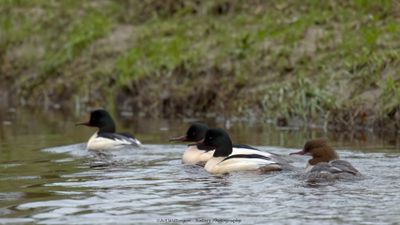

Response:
(170, 123), (213, 165)
(199, 128), (288, 174)
(290, 139), (361, 180)
(77, 109), (142, 150)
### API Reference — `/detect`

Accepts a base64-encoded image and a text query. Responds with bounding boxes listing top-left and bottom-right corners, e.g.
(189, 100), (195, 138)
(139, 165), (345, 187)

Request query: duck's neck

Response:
(213, 140), (233, 157)
(309, 147), (339, 165)
(98, 123), (116, 133)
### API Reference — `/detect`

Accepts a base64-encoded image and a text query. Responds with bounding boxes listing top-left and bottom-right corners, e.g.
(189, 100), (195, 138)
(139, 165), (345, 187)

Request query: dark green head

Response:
(202, 128), (233, 157)
(170, 123), (209, 142)
(77, 109), (116, 133)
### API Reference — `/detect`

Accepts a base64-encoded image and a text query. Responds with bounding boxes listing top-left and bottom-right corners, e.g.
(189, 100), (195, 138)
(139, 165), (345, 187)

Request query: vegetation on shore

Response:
(1, 0), (399, 131)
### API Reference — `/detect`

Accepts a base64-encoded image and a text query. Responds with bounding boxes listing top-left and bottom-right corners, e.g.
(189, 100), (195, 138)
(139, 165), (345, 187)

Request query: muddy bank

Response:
(1, 0), (400, 131)
(115, 65), (400, 132)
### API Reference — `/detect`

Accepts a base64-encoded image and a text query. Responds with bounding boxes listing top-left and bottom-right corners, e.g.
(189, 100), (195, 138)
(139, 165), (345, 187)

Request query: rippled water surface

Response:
(1, 109), (400, 224)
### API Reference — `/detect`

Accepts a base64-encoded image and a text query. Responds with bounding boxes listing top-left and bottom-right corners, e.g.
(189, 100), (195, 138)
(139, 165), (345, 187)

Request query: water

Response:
(1, 109), (400, 224)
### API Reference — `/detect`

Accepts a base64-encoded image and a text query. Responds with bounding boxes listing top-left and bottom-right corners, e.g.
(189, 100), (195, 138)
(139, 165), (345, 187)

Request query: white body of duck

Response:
(87, 131), (142, 151)
(183, 146), (281, 166)
(205, 152), (282, 174)
(172, 124), (286, 167)
(78, 109), (142, 151)
(182, 145), (214, 165)
(200, 128), (288, 174)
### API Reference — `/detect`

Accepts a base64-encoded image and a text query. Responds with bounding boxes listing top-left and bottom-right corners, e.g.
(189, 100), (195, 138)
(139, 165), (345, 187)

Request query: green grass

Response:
(261, 75), (337, 122)
(43, 10), (112, 74)
(115, 18), (204, 84)
(380, 75), (400, 115)
(1, 0), (399, 130)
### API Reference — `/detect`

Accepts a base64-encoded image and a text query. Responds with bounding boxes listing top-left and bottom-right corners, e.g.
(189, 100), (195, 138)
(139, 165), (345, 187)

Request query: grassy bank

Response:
(1, 0), (400, 131)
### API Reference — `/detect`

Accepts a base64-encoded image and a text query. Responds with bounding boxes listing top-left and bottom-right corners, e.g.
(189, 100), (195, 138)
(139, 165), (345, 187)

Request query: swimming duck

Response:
(77, 109), (142, 150)
(290, 139), (361, 181)
(170, 123), (274, 166)
(170, 123), (214, 165)
(199, 128), (287, 174)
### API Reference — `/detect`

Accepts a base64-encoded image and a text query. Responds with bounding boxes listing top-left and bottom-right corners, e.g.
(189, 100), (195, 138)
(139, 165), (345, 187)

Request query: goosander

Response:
(77, 109), (142, 150)
(290, 139), (361, 181)
(170, 123), (273, 166)
(199, 128), (288, 174)
(170, 123), (213, 165)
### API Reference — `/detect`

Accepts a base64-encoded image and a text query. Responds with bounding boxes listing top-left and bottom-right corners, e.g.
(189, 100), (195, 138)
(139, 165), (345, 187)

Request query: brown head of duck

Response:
(290, 139), (339, 165)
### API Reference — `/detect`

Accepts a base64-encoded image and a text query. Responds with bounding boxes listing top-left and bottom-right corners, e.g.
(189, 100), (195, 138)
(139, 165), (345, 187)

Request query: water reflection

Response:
(0, 109), (400, 224)
(1, 108), (399, 150)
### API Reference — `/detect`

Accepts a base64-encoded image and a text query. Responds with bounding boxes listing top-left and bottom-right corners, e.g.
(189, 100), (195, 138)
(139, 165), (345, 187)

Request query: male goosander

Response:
(170, 123), (272, 166)
(170, 123), (214, 165)
(290, 139), (361, 181)
(199, 128), (288, 174)
(77, 109), (142, 150)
